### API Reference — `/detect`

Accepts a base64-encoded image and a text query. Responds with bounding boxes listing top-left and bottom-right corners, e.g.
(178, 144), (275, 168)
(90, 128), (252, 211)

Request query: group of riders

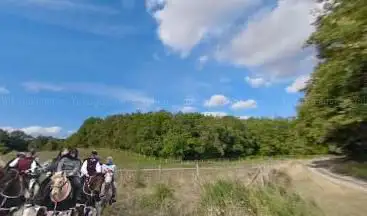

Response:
(1, 148), (117, 214)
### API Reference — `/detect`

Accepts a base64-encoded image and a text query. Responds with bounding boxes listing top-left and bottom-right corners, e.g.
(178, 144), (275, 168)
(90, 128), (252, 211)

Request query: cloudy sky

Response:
(0, 0), (322, 137)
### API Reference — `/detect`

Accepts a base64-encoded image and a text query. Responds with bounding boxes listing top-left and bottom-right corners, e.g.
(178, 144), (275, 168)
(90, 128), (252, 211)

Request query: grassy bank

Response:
(103, 167), (323, 216)
(330, 161), (367, 181)
(310, 157), (367, 181)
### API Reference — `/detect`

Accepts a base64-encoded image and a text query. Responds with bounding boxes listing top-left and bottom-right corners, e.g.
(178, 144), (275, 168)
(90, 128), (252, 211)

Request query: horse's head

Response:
(50, 171), (71, 202)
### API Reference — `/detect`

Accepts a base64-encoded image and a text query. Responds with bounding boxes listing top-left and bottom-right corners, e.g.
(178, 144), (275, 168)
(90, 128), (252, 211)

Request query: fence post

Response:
(196, 161), (200, 179)
(158, 164), (162, 181)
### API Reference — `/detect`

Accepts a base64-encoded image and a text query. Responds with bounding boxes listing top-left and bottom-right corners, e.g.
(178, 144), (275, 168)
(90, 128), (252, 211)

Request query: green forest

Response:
(1, 0), (366, 160)
(64, 114), (327, 160)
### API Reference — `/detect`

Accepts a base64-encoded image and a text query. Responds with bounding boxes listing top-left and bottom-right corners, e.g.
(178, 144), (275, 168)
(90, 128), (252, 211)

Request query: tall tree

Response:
(296, 0), (367, 158)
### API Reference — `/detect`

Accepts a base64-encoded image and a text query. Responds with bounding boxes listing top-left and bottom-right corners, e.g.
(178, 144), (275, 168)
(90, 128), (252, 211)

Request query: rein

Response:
(0, 170), (23, 209)
(51, 179), (68, 190)
(50, 175), (71, 204)
(0, 170), (23, 207)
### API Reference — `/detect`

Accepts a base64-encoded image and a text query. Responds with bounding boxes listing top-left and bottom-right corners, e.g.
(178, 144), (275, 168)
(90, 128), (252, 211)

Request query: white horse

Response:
(98, 171), (114, 216)
(24, 160), (52, 202)
(11, 205), (47, 216)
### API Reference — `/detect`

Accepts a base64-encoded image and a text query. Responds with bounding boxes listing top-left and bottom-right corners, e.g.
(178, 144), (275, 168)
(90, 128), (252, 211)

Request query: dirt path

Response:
(280, 161), (367, 216)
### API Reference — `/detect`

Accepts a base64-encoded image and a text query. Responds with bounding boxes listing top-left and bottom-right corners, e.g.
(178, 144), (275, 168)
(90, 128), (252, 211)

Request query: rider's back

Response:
(86, 157), (99, 176)
(17, 157), (33, 172)
(102, 163), (116, 173)
(57, 155), (81, 176)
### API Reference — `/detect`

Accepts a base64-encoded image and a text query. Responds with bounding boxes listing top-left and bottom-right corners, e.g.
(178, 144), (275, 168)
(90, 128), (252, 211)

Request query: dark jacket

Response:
(56, 155), (82, 177)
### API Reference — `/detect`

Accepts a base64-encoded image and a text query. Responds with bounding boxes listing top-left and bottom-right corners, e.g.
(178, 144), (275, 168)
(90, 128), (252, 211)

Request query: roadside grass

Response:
(330, 160), (367, 181)
(103, 167), (323, 216)
(199, 179), (322, 216)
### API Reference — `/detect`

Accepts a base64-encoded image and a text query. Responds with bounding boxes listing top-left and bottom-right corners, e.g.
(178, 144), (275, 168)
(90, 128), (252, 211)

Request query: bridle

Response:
(50, 175), (68, 191)
(0, 169), (22, 211)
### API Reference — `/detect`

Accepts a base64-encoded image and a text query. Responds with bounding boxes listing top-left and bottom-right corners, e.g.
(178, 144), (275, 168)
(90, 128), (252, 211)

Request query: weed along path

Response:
(280, 161), (367, 216)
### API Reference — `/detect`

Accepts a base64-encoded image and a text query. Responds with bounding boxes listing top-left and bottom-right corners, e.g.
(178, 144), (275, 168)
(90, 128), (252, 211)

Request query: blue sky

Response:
(0, 0), (322, 137)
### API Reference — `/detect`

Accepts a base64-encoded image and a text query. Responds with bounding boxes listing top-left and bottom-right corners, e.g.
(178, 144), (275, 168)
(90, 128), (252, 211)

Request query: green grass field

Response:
(1, 148), (325, 169)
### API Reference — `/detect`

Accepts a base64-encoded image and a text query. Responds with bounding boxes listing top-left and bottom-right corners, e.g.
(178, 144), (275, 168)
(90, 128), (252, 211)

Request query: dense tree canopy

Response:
(65, 112), (326, 160)
(0, 129), (64, 154)
(296, 0), (367, 159)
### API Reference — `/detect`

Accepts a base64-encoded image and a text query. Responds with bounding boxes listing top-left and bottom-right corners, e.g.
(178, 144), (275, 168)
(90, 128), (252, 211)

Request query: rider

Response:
(56, 148), (82, 203)
(8, 151), (38, 173)
(81, 150), (102, 180)
(8, 150), (40, 202)
(5, 152), (25, 169)
(102, 156), (117, 203)
(47, 148), (69, 173)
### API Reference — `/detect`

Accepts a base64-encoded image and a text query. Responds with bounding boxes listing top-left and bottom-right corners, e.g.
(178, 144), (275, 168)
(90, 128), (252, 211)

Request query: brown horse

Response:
(0, 168), (25, 216)
(79, 174), (105, 216)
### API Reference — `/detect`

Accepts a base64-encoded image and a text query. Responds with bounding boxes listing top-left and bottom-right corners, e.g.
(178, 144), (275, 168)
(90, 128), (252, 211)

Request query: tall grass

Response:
(199, 178), (323, 216)
(104, 168), (323, 216)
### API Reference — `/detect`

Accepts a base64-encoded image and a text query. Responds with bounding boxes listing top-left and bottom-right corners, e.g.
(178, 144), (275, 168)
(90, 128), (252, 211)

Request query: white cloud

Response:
(202, 111), (228, 117)
(67, 130), (75, 135)
(216, 0), (321, 78)
(147, 0), (261, 55)
(245, 76), (270, 88)
(0, 87), (10, 94)
(231, 99), (257, 110)
(286, 75), (310, 93)
(198, 55), (209, 69)
(199, 55), (209, 64)
(148, 0), (325, 79)
(22, 81), (155, 106)
(181, 106), (197, 113)
(238, 116), (250, 120)
(204, 94), (230, 107)
(2, 126), (63, 137)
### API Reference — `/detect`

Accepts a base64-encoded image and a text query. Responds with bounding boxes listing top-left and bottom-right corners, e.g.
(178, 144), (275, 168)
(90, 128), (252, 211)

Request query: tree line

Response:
(65, 113), (327, 160)
(0, 129), (64, 154)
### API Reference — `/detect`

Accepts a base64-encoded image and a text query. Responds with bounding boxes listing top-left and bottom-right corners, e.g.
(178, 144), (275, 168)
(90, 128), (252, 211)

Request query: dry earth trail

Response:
(278, 160), (367, 216)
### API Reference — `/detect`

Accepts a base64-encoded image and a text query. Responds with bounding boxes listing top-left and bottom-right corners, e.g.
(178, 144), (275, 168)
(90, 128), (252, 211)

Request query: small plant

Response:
(153, 183), (174, 203)
(139, 183), (176, 216)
